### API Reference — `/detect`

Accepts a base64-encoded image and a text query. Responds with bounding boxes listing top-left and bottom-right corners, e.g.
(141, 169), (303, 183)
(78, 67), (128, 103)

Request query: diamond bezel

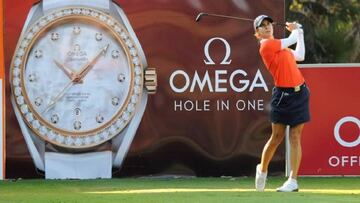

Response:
(10, 7), (144, 149)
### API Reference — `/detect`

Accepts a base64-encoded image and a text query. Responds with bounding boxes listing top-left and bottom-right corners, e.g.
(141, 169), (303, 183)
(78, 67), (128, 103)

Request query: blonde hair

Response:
(254, 30), (262, 41)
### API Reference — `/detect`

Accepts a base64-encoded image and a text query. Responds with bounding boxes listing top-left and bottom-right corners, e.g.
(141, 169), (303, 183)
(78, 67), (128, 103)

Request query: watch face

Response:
(10, 7), (144, 149)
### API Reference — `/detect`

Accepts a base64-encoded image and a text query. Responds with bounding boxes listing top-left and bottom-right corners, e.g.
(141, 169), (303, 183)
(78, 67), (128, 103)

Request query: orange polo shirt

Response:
(259, 39), (304, 87)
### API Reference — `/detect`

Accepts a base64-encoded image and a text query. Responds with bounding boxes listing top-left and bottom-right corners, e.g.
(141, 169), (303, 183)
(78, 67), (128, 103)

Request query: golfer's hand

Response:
(286, 22), (299, 32)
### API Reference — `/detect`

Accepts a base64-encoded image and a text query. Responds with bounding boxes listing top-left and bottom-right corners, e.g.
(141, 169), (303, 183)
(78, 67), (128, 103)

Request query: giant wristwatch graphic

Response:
(10, 0), (156, 178)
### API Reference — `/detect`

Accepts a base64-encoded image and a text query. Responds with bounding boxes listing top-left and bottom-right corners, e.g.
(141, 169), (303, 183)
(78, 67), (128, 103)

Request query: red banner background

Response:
(4, 0), (286, 178)
(299, 65), (360, 176)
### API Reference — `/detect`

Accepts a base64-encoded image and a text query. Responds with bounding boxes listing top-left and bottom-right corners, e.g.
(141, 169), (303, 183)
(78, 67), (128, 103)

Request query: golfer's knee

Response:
(269, 132), (284, 146)
(289, 131), (301, 146)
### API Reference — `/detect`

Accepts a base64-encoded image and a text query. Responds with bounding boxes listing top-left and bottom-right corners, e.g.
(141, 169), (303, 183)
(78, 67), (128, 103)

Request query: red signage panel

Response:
(299, 65), (360, 176)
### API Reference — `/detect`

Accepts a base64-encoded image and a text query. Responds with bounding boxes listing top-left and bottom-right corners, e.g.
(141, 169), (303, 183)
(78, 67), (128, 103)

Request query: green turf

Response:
(0, 177), (359, 203)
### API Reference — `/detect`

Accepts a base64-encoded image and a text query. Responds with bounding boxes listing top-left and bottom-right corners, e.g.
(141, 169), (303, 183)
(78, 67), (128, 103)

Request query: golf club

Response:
(195, 12), (287, 27)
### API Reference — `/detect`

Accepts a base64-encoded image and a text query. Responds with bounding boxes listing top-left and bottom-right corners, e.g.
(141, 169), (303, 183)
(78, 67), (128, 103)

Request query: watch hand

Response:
(73, 44), (109, 83)
(42, 44), (110, 113)
(42, 81), (73, 114)
(53, 59), (76, 80)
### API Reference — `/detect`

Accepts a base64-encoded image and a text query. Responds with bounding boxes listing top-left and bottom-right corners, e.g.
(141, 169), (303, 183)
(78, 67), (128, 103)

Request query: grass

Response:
(0, 177), (359, 203)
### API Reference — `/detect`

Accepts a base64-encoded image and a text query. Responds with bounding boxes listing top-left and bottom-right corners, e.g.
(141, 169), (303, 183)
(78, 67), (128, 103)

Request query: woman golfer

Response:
(253, 15), (310, 192)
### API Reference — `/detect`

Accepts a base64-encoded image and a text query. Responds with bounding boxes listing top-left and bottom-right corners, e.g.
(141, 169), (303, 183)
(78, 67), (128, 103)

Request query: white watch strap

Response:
(11, 96), (45, 171)
(45, 151), (112, 179)
(112, 91), (148, 167)
(42, 0), (110, 12)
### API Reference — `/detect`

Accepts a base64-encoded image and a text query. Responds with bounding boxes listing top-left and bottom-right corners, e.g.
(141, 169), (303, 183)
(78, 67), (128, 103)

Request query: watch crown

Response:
(144, 68), (157, 94)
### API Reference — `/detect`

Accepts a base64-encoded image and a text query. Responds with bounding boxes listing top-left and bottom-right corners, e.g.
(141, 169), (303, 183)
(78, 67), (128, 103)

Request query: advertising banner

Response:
(299, 64), (360, 176)
(4, 0), (285, 178)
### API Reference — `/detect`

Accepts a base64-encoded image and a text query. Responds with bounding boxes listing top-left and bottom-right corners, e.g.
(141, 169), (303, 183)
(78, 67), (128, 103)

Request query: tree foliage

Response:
(286, 0), (360, 63)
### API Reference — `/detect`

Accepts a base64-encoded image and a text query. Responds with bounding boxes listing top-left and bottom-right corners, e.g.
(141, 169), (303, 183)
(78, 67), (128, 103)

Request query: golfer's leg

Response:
(260, 123), (286, 172)
(289, 123), (305, 179)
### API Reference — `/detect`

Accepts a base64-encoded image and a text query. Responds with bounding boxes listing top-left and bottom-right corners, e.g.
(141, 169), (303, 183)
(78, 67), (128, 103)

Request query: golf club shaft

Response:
(196, 12), (286, 27)
(203, 13), (253, 22)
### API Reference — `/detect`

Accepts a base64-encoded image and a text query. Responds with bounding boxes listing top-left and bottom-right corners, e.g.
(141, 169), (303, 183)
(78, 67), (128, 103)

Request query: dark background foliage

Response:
(286, 0), (360, 63)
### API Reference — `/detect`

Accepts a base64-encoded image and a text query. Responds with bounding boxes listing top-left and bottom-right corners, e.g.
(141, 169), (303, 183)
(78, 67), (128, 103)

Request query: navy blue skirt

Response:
(270, 83), (310, 127)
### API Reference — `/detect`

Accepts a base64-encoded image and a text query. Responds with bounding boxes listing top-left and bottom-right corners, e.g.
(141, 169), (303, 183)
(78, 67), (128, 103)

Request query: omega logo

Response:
(169, 37), (268, 93)
(203, 37), (232, 65)
(169, 37), (268, 112)
(67, 44), (87, 60)
(334, 116), (360, 148)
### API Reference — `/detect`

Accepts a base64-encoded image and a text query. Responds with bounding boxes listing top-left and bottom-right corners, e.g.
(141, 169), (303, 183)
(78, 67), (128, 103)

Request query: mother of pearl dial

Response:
(11, 7), (143, 149)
